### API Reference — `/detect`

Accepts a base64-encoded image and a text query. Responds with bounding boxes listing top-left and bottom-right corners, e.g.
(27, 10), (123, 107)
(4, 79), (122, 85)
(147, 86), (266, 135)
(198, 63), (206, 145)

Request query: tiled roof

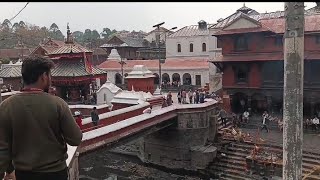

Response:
(147, 27), (171, 35)
(49, 44), (92, 55)
(52, 60), (106, 77)
(305, 6), (320, 15)
(168, 24), (214, 38)
(101, 36), (145, 48)
(214, 27), (271, 35)
(48, 39), (65, 47)
(118, 36), (145, 47)
(212, 9), (320, 35)
(98, 58), (209, 71)
(0, 66), (22, 78)
(210, 9), (262, 29)
(0, 60), (107, 78)
(92, 48), (107, 55)
(0, 48), (32, 59)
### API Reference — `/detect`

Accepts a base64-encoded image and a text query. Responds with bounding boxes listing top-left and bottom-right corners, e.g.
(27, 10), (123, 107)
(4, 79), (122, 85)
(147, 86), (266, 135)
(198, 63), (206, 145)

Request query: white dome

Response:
(107, 48), (121, 60)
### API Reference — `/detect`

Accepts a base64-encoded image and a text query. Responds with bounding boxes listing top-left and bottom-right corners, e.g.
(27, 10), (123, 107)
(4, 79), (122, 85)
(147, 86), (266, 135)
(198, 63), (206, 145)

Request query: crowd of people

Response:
(1, 84), (13, 93)
(176, 89), (221, 104)
(161, 80), (181, 89)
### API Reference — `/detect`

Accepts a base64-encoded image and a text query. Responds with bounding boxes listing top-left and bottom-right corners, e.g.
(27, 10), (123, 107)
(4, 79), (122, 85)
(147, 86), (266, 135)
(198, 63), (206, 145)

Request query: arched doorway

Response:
(115, 73), (122, 84)
(172, 73), (181, 83)
(251, 93), (267, 114)
(153, 73), (159, 85)
(162, 73), (170, 83)
(231, 92), (248, 113)
(183, 73), (191, 85)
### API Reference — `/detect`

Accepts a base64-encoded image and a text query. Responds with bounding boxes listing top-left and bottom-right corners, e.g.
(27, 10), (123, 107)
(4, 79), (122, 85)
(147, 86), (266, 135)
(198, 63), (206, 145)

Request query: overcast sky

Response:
(0, 2), (316, 36)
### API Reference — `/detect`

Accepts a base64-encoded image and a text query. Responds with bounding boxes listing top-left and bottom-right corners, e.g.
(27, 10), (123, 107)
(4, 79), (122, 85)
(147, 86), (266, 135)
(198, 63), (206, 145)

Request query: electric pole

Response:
(283, 2), (304, 179)
(153, 22), (165, 91)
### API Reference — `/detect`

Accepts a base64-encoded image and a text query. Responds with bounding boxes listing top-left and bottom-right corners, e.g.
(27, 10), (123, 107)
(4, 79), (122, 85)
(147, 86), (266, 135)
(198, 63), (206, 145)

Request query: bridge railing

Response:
(81, 102), (150, 132)
(66, 145), (79, 180)
(80, 100), (218, 153)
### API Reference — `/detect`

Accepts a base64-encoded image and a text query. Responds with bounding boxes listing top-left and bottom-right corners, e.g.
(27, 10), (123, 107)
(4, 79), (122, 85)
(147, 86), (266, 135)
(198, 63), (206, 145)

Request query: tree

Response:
(0, 58), (10, 64)
(83, 29), (92, 42)
(91, 30), (100, 40)
(50, 30), (64, 41)
(73, 31), (84, 43)
(2, 19), (12, 29)
(101, 27), (111, 39)
(18, 21), (26, 28)
(12, 22), (20, 31)
(101, 28), (117, 39)
(49, 23), (59, 32)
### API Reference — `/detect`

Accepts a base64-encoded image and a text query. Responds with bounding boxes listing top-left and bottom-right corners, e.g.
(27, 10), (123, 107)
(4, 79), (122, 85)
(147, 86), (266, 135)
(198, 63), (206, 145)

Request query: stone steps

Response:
(209, 140), (320, 179)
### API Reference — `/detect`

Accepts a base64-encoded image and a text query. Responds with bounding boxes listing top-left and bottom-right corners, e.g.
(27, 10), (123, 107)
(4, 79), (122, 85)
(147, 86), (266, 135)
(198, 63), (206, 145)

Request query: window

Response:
(190, 43), (193, 52)
(217, 39), (222, 48)
(235, 66), (248, 83)
(235, 35), (248, 51)
(275, 36), (283, 46)
(196, 75), (201, 86)
(316, 35), (320, 44)
(202, 43), (206, 52)
(103, 94), (106, 101)
(177, 44), (181, 52)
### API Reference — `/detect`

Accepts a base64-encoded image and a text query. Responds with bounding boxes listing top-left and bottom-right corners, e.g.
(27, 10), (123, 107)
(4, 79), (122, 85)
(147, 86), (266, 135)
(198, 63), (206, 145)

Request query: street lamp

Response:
(152, 22), (165, 92)
(119, 57), (126, 89)
(164, 27), (177, 42)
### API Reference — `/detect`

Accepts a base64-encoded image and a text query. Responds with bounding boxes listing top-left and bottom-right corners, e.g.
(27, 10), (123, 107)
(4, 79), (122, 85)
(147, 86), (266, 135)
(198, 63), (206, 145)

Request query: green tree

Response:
(83, 29), (92, 42)
(91, 30), (100, 40)
(49, 23), (59, 32)
(0, 58), (11, 64)
(2, 19), (12, 29)
(73, 30), (84, 44)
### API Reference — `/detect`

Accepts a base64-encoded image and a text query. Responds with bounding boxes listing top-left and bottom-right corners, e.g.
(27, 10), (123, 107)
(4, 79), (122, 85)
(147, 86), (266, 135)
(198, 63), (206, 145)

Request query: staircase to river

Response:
(212, 116), (320, 180)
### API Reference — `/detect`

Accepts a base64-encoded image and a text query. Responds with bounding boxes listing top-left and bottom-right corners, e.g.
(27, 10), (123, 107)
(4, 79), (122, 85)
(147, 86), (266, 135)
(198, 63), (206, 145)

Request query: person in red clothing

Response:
(74, 111), (83, 129)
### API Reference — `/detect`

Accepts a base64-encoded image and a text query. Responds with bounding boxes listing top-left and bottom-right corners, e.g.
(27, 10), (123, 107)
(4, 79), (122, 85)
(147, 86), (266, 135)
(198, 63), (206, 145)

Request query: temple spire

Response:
(65, 23), (74, 44)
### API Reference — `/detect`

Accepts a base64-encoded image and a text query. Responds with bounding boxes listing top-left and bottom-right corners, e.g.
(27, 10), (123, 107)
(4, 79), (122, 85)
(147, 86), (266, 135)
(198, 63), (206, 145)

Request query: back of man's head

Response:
(21, 56), (54, 86)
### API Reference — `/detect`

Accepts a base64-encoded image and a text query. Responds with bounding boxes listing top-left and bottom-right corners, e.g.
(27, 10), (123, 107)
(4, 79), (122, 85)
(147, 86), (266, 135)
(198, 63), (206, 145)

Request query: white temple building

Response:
(96, 79), (122, 106)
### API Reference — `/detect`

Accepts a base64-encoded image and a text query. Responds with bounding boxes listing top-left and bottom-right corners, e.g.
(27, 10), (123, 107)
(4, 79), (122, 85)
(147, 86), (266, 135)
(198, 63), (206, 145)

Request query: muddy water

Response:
(79, 141), (210, 180)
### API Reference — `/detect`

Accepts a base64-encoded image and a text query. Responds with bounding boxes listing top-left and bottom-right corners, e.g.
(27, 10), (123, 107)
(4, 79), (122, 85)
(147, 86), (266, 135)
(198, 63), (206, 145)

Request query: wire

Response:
(9, 2), (29, 22)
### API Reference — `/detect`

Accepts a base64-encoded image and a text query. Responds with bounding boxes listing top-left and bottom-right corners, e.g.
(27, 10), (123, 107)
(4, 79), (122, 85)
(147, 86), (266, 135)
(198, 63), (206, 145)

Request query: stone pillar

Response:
(283, 2), (304, 179)
(138, 108), (217, 170)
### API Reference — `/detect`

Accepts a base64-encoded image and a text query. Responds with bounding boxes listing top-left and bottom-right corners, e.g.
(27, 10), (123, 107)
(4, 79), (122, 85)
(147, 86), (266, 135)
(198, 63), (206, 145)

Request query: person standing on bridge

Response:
(91, 107), (100, 127)
(0, 56), (83, 180)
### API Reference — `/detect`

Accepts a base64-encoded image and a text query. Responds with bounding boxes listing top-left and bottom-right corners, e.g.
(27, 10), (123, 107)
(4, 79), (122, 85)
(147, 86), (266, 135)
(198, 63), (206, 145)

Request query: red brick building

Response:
(126, 65), (155, 94)
(210, 4), (320, 116)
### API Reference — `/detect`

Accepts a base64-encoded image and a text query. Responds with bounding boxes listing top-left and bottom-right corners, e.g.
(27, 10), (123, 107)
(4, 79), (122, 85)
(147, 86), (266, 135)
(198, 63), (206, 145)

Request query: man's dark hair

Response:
(93, 107), (97, 110)
(21, 56), (54, 85)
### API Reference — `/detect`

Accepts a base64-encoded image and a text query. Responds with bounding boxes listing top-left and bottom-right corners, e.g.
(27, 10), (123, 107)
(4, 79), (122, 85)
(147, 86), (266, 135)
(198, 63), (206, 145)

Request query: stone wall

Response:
(138, 105), (219, 170)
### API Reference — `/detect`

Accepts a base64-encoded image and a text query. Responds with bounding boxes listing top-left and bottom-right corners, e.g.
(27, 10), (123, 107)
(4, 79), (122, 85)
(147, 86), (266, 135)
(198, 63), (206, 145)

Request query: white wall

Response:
(97, 88), (118, 106)
(166, 35), (212, 58)
(106, 68), (209, 87)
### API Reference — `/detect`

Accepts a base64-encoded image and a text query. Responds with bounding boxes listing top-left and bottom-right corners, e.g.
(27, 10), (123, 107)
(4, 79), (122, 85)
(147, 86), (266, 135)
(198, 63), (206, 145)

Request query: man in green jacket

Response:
(0, 56), (83, 180)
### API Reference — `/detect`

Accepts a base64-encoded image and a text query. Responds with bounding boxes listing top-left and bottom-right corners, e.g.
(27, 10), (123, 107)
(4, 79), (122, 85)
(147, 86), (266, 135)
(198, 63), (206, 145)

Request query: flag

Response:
(83, 52), (93, 74)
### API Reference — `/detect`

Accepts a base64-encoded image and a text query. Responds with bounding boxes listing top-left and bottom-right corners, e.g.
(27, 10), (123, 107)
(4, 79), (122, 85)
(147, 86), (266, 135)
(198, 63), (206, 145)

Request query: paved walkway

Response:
(241, 127), (320, 153)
